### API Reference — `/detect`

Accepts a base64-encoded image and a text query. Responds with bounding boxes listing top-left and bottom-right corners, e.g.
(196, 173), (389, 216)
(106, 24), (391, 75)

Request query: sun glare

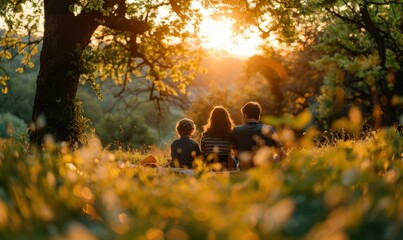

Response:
(199, 18), (262, 57)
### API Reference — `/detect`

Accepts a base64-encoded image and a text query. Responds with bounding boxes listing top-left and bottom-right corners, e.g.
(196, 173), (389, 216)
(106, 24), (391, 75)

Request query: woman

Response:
(201, 106), (235, 170)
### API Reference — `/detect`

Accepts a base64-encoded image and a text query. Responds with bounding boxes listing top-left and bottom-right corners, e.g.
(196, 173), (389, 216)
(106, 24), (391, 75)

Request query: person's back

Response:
(233, 122), (279, 152)
(170, 118), (201, 168)
(201, 131), (233, 168)
(171, 136), (200, 168)
(233, 101), (286, 169)
(200, 106), (235, 170)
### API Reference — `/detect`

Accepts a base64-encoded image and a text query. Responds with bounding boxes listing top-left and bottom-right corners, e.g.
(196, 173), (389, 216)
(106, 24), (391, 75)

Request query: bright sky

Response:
(199, 18), (263, 57)
(191, 0), (263, 57)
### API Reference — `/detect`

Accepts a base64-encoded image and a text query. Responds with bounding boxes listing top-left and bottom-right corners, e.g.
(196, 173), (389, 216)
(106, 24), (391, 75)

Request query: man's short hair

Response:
(176, 118), (195, 136)
(241, 101), (262, 119)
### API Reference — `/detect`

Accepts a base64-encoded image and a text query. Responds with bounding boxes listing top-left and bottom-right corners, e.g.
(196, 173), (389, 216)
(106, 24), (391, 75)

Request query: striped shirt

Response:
(200, 133), (233, 157)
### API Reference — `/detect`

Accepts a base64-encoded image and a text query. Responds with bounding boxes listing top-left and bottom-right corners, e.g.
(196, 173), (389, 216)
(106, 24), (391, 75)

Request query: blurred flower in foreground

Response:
(66, 223), (97, 240)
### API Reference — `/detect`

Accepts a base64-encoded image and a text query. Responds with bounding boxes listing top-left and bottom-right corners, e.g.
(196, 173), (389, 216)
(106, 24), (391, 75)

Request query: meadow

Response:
(0, 128), (402, 240)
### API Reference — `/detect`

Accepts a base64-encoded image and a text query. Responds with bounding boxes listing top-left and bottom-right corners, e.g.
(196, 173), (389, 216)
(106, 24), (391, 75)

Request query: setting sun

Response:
(199, 18), (262, 56)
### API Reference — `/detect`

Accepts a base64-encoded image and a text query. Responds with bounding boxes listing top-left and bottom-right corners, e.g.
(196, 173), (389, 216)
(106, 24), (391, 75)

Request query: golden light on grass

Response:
(193, 208), (210, 221)
(80, 187), (94, 201)
(253, 147), (275, 167)
(67, 223), (97, 240)
(0, 126), (402, 238)
(145, 227), (164, 240)
(111, 221), (130, 235)
(262, 109), (312, 130)
(0, 200), (8, 227)
(324, 185), (347, 208)
(332, 106), (363, 134)
(261, 198), (295, 233)
(166, 228), (189, 240)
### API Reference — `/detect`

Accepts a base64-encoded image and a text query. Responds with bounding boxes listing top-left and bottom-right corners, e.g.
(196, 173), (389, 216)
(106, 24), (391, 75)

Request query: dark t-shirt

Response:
(170, 136), (201, 168)
(233, 122), (282, 152)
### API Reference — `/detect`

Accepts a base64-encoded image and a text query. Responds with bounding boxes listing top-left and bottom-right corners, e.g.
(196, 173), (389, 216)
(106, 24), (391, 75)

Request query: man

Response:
(233, 101), (286, 169)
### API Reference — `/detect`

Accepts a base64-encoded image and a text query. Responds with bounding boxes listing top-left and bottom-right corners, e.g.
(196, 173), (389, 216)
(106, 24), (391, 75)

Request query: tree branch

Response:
(336, 41), (369, 56)
(343, 81), (371, 98)
(102, 16), (149, 34)
(324, 7), (365, 29)
(359, 5), (386, 68)
(169, 0), (186, 21)
(115, 0), (127, 17)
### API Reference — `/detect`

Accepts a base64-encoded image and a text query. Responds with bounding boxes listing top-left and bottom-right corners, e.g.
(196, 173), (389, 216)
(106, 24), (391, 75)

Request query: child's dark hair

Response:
(176, 118), (195, 137)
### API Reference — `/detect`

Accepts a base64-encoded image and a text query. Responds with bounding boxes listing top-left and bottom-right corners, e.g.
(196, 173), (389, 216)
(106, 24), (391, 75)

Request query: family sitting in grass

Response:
(170, 101), (287, 171)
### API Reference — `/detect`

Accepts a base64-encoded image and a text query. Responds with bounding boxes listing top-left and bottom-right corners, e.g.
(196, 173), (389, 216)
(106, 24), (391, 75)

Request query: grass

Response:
(0, 129), (402, 239)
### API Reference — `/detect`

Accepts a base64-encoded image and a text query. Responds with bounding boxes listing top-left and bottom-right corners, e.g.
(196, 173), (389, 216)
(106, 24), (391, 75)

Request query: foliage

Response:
(0, 79), (36, 124)
(304, 0), (403, 126)
(309, 0), (403, 126)
(0, 60), (37, 123)
(77, 81), (183, 147)
(0, 129), (402, 239)
(0, 0), (43, 93)
(0, 112), (27, 138)
(69, 100), (93, 146)
(1, 0), (401, 146)
(0, 0), (205, 96)
(1, 0), (210, 144)
(95, 113), (156, 150)
(0, 51), (184, 148)
(279, 46), (323, 117)
(216, 0), (403, 127)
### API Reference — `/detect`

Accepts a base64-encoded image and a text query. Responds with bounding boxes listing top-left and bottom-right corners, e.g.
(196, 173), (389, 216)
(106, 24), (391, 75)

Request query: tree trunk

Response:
(377, 79), (399, 127)
(30, 0), (97, 146)
(395, 69), (403, 126)
(360, 6), (400, 127)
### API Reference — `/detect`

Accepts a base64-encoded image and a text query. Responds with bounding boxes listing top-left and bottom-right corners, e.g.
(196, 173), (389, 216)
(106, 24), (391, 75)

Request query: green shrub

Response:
(95, 113), (156, 149)
(0, 112), (28, 138)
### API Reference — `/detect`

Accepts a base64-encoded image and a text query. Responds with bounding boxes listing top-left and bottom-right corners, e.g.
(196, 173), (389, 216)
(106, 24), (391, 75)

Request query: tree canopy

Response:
(218, 0), (402, 128)
(0, 0), (402, 147)
(1, 0), (210, 146)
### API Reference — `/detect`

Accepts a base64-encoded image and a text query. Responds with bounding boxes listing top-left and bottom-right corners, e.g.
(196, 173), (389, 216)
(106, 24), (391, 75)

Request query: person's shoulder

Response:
(201, 130), (212, 138)
(261, 124), (275, 131)
(233, 125), (244, 136)
(234, 125), (244, 131)
(259, 124), (277, 137)
(171, 138), (180, 146)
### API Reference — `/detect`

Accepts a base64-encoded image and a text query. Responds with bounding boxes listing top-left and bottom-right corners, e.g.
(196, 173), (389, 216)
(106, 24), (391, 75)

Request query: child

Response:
(170, 118), (201, 168)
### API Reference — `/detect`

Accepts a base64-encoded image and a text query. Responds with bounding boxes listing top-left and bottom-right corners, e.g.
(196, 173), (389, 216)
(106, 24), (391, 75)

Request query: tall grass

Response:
(0, 129), (402, 239)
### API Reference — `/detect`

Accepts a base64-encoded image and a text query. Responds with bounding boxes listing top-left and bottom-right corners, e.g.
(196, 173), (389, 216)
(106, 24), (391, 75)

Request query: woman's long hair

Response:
(203, 106), (234, 137)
